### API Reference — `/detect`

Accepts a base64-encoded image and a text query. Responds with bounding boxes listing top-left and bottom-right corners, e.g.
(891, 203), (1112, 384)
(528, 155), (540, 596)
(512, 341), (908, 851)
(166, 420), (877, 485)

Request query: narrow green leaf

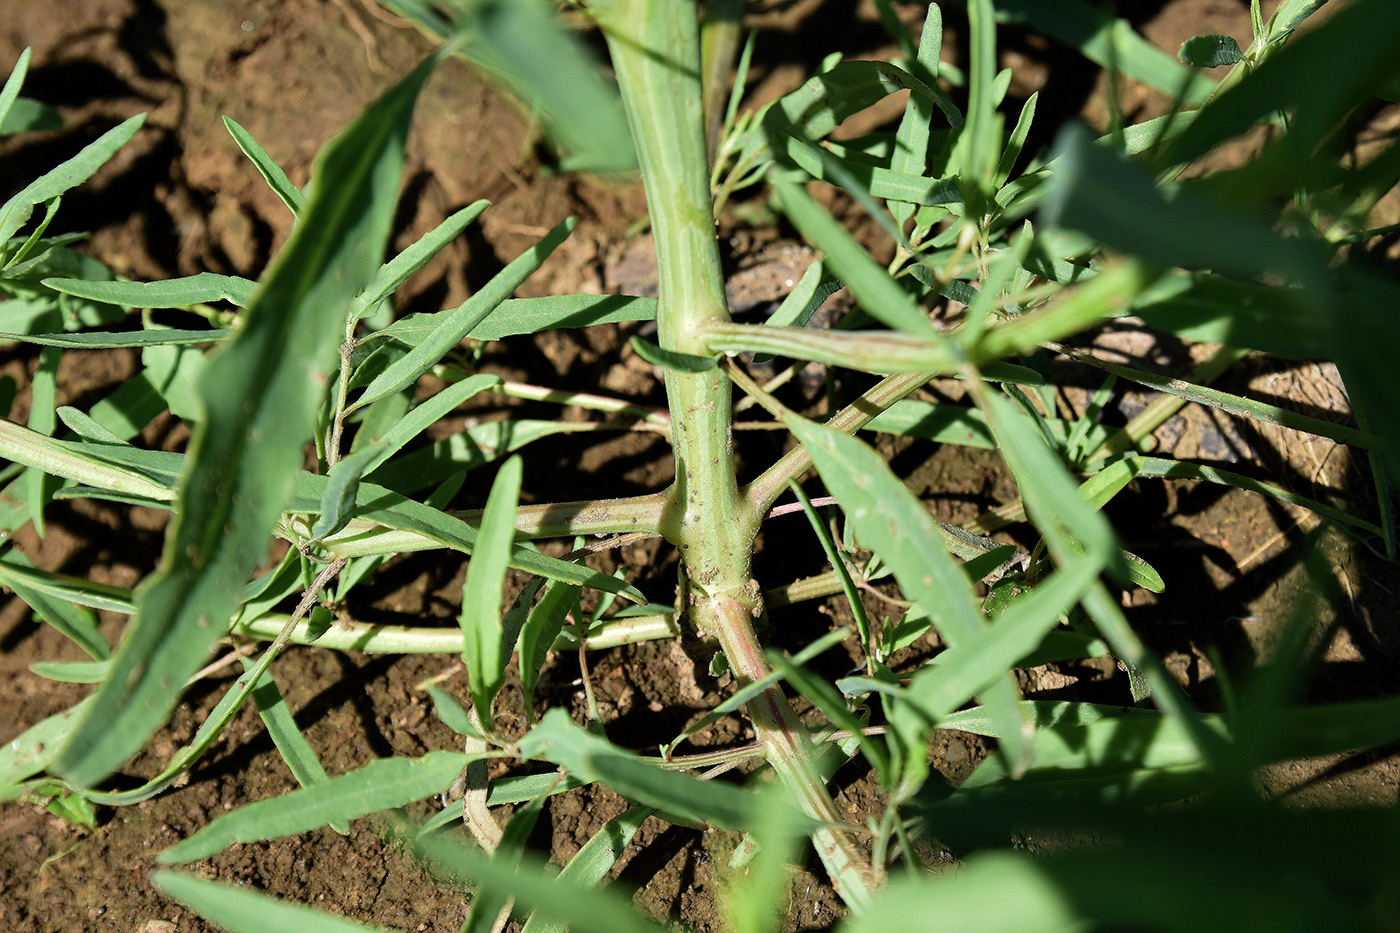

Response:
(517, 709), (761, 831)
(222, 116), (307, 215)
(158, 751), (472, 864)
(770, 171), (944, 342)
(662, 627), (851, 758)
(1165, 0), (1400, 167)
(1, 97), (61, 134)
(993, 92), (1038, 189)
(0, 697), (93, 790)
(790, 480), (870, 651)
(703, 322), (959, 374)
(3, 574), (108, 661)
(972, 260), (1162, 364)
(486, 770), (588, 807)
(743, 59), (961, 163)
(309, 443), (389, 542)
(774, 133), (963, 206)
(1043, 124), (1324, 286)
(1116, 456), (1381, 537)
(350, 199), (490, 326)
(457, 0), (634, 172)
(518, 804), (653, 933)
(841, 851), (1078, 933)
(786, 418), (988, 648)
(461, 455), (523, 722)
(153, 869), (398, 933)
(245, 659), (347, 833)
(30, 659), (110, 683)
(351, 217), (577, 412)
(26, 341), (60, 534)
(56, 406), (125, 445)
(0, 49), (32, 134)
(424, 683), (483, 739)
(887, 5), (943, 229)
(462, 796), (546, 933)
(519, 581), (581, 720)
(364, 418), (595, 493)
(373, 294), (656, 348)
(782, 412), (1028, 787)
(0, 549), (133, 615)
(900, 556), (1103, 725)
(1064, 344), (1375, 453)
(725, 784), (807, 933)
(358, 373), (499, 476)
(400, 815), (669, 933)
(42, 272), (256, 308)
(288, 472), (644, 601)
(0, 327), (228, 350)
(629, 335), (717, 372)
(0, 419), (175, 502)
(982, 393), (1119, 572)
(958, 707), (1223, 792)
(0, 113), (146, 246)
(765, 260), (838, 331)
(864, 400), (993, 448)
(768, 650), (889, 784)
(959, 0), (998, 194)
(55, 53), (444, 788)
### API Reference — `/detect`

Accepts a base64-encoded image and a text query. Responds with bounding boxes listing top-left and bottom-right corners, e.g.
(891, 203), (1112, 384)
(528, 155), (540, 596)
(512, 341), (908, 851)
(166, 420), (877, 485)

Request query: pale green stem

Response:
(231, 610), (680, 653)
(494, 380), (672, 432)
(702, 322), (961, 374)
(594, 0), (879, 907)
(306, 492), (669, 558)
(746, 370), (935, 515)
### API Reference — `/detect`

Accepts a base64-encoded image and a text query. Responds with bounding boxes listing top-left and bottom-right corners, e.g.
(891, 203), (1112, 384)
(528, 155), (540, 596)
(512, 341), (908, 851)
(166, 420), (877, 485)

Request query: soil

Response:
(2, 2), (1398, 932)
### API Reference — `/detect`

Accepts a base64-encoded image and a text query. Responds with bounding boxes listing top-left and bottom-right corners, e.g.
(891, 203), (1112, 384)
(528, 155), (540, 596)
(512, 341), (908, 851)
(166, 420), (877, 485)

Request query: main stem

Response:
(594, 0), (879, 909)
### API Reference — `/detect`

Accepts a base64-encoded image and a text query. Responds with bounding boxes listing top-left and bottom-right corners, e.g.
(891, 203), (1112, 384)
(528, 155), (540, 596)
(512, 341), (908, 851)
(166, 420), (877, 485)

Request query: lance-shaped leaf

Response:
(222, 116), (306, 215)
(54, 52), (444, 788)
(349, 216), (577, 413)
(42, 272), (256, 309)
(460, 455), (522, 724)
(308, 443), (389, 543)
(152, 870), (397, 933)
(517, 709), (762, 831)
(158, 751), (473, 864)
(0, 49), (32, 132)
(349, 199), (490, 327)
(518, 804), (653, 933)
(0, 113), (146, 248)
(784, 412), (1031, 789)
(0, 327), (230, 349)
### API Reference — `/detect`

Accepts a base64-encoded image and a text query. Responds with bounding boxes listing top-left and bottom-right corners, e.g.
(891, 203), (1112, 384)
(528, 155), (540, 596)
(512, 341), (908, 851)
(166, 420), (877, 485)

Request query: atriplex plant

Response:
(3, 0), (1400, 929)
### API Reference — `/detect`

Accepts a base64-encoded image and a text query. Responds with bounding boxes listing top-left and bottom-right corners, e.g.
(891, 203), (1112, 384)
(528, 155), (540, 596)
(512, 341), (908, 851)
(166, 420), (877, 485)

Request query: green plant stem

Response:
(325, 339), (356, 468)
(231, 610), (681, 653)
(314, 492), (669, 558)
(702, 322), (962, 374)
(594, 0), (878, 907)
(1081, 344), (1249, 465)
(495, 379), (671, 432)
(458, 493), (669, 539)
(746, 370), (934, 515)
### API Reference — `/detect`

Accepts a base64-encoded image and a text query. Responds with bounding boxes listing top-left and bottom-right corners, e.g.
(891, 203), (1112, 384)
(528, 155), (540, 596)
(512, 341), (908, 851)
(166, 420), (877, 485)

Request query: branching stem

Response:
(593, 0), (880, 908)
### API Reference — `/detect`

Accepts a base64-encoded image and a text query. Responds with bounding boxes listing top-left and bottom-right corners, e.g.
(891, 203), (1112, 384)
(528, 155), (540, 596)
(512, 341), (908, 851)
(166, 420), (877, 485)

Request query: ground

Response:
(1, 2), (1398, 931)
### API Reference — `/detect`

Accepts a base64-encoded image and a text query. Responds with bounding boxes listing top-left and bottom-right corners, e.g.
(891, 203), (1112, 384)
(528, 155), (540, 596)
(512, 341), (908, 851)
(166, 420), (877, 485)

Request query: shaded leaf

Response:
(55, 52), (444, 787)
